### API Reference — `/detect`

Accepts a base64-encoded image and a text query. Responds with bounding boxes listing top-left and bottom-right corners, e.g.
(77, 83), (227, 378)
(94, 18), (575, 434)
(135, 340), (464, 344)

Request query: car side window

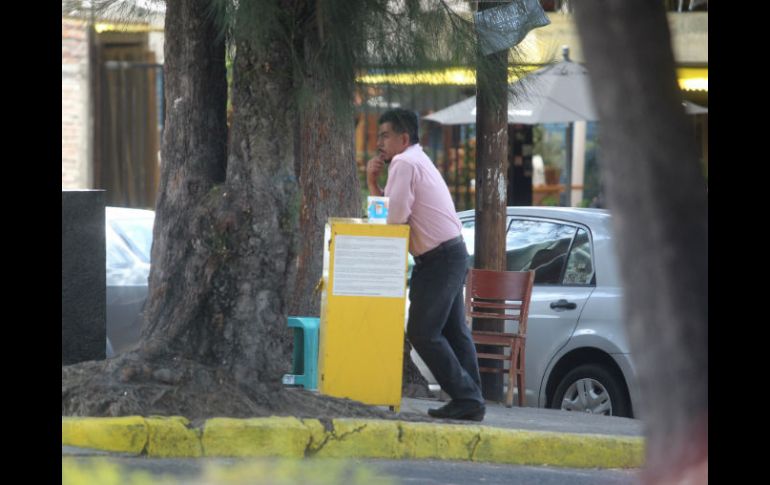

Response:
(563, 228), (595, 285)
(461, 220), (475, 267)
(506, 219), (576, 285)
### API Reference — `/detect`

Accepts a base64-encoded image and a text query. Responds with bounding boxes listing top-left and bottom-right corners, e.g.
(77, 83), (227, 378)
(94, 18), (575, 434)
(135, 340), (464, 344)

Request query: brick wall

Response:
(62, 18), (89, 188)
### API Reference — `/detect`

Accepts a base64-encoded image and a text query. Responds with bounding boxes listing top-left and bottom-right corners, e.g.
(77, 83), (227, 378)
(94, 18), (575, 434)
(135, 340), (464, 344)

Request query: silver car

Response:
(105, 206), (154, 357)
(410, 207), (640, 418)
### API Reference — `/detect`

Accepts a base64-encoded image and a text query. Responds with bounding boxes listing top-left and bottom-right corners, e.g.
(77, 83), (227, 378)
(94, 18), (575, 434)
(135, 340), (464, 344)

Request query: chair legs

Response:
(506, 364), (515, 408)
(506, 348), (524, 408)
(517, 345), (525, 407)
(473, 333), (526, 408)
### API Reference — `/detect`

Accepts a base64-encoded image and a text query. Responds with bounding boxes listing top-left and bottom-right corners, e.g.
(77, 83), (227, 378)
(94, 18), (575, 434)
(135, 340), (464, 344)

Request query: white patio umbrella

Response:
(422, 96), (478, 125)
(422, 91), (597, 125)
(424, 46), (597, 205)
(424, 47), (598, 125)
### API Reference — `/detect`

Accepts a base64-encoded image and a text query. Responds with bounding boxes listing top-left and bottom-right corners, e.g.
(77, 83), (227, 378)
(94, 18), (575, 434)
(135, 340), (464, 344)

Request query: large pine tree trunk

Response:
(573, 2), (708, 483)
(62, 0), (428, 420)
(140, 0), (297, 385)
(140, 0), (227, 357)
(290, 40), (361, 317)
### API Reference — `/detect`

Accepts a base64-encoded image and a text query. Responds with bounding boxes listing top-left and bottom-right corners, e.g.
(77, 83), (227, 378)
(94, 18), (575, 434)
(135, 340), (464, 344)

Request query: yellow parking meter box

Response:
(318, 218), (410, 411)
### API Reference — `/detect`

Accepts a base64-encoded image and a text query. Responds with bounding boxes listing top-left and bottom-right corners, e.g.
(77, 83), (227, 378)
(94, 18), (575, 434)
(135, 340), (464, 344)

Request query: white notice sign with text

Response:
(332, 235), (407, 298)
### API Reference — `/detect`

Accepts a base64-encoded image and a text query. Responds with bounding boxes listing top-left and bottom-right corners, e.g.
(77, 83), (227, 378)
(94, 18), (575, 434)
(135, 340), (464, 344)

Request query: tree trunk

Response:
(290, 17), (362, 318)
(474, 2), (509, 274)
(141, 0), (298, 386)
(62, 0), (438, 420)
(473, 0), (511, 402)
(573, 2), (708, 483)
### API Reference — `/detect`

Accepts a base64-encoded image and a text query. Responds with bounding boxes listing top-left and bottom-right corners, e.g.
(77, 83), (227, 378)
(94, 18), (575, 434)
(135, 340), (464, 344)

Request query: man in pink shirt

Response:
(367, 109), (485, 421)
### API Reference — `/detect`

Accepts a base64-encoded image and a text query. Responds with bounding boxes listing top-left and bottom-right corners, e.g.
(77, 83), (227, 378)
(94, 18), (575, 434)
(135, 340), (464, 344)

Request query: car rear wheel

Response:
(551, 363), (631, 418)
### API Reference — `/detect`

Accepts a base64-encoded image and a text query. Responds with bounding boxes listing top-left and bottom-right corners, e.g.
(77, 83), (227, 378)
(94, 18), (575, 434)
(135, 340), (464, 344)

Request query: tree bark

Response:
(290, 10), (362, 317)
(573, 2), (708, 483)
(473, 0), (511, 401)
(141, 0), (298, 386)
(474, 2), (509, 274)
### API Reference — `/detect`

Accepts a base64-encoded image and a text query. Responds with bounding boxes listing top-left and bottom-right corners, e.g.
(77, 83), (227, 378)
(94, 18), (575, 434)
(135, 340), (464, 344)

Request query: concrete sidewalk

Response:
(62, 396), (645, 469)
(399, 396), (643, 437)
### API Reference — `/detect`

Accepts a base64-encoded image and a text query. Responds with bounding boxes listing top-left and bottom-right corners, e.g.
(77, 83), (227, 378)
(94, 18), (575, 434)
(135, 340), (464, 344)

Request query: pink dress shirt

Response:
(385, 144), (462, 256)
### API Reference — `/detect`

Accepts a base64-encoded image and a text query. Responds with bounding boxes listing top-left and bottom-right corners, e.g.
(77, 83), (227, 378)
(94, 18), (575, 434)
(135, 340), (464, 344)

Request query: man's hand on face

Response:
(367, 154), (386, 182)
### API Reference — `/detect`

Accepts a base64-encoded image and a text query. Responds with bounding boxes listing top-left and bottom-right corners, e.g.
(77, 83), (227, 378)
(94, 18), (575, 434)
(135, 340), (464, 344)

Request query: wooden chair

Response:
(465, 269), (535, 407)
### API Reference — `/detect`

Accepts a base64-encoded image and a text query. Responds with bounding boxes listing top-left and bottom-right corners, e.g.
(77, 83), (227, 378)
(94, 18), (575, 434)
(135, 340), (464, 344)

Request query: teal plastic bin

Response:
(282, 316), (320, 390)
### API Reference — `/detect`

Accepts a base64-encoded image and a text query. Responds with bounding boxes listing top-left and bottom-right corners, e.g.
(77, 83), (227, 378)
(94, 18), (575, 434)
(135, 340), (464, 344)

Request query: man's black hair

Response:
(379, 108), (419, 144)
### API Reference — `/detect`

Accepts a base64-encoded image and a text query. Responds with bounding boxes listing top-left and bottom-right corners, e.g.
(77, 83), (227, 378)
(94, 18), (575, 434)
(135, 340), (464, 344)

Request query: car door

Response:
(505, 217), (596, 406)
(461, 215), (596, 406)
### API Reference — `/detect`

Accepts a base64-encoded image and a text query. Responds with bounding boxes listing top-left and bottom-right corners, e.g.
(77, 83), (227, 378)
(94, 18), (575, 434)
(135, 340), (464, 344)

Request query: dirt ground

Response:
(62, 352), (435, 424)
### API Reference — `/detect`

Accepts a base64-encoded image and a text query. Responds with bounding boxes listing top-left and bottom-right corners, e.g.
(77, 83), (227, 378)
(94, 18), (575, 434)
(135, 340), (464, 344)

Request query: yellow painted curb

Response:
(201, 416), (312, 458)
(62, 416), (147, 454)
(474, 427), (645, 468)
(146, 416), (202, 458)
(399, 421), (485, 461)
(62, 416), (645, 469)
(300, 418), (328, 453)
(311, 419), (402, 459)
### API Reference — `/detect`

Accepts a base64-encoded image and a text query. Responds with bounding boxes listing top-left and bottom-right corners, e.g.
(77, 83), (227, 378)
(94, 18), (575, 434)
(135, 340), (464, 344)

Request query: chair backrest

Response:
(465, 269), (535, 337)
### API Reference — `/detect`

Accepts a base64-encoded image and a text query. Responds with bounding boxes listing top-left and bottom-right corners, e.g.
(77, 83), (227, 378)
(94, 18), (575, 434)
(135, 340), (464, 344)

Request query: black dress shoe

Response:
(428, 400), (486, 421)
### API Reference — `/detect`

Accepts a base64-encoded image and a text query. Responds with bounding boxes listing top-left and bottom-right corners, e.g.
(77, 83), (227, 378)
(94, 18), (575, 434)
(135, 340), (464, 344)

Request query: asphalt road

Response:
(63, 451), (640, 485)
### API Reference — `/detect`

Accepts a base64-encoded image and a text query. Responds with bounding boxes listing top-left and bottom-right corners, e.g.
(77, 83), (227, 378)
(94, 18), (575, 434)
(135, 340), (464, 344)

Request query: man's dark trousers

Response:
(406, 239), (484, 404)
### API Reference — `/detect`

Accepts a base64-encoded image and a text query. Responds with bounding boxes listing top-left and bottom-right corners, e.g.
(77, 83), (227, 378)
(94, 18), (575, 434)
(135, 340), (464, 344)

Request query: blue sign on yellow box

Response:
(367, 196), (389, 224)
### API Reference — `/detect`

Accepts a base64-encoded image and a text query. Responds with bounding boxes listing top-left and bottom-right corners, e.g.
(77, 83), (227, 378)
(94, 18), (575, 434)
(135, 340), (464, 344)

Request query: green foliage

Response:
(210, 1), (532, 118)
(540, 194), (559, 206)
(533, 125), (566, 168)
(62, 0), (165, 22)
(67, 1), (538, 123)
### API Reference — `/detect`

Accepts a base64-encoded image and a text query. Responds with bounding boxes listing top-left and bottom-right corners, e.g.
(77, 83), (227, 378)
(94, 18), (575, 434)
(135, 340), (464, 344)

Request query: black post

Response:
(62, 190), (106, 364)
(508, 124), (534, 206)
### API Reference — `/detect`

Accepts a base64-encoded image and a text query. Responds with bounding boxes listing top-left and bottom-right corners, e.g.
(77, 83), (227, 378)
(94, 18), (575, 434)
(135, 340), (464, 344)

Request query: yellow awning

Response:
(357, 67), (535, 86)
(357, 66), (708, 92)
(677, 67), (708, 92)
(94, 22), (163, 34)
